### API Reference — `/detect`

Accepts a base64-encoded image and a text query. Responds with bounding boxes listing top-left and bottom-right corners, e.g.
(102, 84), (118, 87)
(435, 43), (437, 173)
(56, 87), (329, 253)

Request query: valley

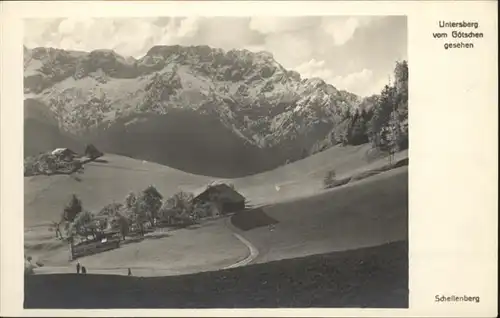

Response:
(23, 40), (408, 308)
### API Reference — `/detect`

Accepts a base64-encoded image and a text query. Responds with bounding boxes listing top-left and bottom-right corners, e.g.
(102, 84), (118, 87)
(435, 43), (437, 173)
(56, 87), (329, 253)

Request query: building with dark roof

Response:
(193, 183), (246, 216)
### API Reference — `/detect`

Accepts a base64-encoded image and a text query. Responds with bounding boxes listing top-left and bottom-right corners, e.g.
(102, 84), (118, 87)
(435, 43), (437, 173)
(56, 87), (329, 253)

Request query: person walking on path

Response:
(127, 268), (132, 276)
(81, 266), (87, 274)
(76, 261), (81, 274)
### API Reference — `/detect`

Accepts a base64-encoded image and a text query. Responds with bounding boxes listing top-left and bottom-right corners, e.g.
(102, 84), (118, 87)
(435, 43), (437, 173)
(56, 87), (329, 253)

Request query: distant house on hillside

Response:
(193, 183), (246, 217)
(51, 148), (77, 161)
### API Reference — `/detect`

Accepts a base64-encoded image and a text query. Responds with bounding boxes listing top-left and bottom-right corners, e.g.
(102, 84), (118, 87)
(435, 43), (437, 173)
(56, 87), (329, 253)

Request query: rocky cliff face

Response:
(24, 45), (370, 177)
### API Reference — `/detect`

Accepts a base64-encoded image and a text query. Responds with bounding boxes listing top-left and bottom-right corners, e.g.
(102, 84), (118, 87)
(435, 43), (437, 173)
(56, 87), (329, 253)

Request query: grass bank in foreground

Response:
(25, 240), (408, 309)
(231, 166), (408, 264)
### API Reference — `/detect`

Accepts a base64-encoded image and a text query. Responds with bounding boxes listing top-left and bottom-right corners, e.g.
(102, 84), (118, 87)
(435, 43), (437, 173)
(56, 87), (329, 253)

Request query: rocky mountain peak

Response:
(23, 44), (380, 177)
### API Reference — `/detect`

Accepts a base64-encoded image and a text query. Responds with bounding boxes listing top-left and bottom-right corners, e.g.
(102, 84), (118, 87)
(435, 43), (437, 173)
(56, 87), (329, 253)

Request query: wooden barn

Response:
(193, 183), (246, 217)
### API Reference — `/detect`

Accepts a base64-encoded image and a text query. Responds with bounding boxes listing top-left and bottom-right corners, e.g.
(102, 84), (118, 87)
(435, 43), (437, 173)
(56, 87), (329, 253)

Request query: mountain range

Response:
(24, 45), (383, 177)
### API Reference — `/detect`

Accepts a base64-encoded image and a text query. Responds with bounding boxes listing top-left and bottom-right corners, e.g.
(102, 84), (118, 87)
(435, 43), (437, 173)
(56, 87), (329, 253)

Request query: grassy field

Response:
(231, 166), (408, 264)
(24, 155), (213, 227)
(24, 240), (408, 308)
(230, 145), (408, 207)
(28, 218), (249, 276)
(24, 143), (408, 292)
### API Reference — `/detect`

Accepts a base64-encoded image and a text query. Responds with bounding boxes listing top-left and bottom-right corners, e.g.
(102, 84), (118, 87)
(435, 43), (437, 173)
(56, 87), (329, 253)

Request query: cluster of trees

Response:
(24, 144), (102, 177)
(348, 61), (408, 155)
(24, 152), (83, 177)
(159, 191), (197, 223)
(49, 194), (113, 242)
(122, 185), (164, 236)
(314, 60), (408, 159)
(376, 60), (409, 158)
(319, 61), (408, 188)
(52, 185), (200, 244)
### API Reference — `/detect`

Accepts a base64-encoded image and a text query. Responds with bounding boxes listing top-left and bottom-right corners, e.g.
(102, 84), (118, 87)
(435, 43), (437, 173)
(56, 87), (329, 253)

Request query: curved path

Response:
(36, 232), (258, 276)
(36, 230), (259, 276)
(222, 216), (259, 269)
(223, 233), (259, 269)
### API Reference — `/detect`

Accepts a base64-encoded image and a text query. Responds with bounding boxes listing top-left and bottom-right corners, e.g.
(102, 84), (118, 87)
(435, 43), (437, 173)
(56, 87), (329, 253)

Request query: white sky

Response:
(24, 16), (407, 97)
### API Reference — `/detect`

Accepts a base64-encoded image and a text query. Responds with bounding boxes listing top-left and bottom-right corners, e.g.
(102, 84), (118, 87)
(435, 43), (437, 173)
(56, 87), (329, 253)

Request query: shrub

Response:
(125, 192), (137, 209)
(24, 262), (35, 276)
(323, 169), (337, 189)
(24, 256), (35, 276)
(324, 176), (352, 189)
(24, 152), (83, 177)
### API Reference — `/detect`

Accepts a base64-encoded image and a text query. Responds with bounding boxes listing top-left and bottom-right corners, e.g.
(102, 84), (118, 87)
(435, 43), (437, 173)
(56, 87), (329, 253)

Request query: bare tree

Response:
(49, 220), (63, 239)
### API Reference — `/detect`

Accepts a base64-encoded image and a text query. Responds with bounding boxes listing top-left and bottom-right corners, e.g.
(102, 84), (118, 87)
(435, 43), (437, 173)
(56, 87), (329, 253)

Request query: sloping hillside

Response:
(25, 142), (406, 227)
(230, 144), (408, 206)
(231, 166), (408, 263)
(25, 241), (408, 308)
(24, 154), (213, 227)
(91, 110), (281, 177)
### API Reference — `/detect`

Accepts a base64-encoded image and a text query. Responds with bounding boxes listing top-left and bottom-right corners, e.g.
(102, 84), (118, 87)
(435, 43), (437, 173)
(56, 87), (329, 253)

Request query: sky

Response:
(24, 16), (407, 97)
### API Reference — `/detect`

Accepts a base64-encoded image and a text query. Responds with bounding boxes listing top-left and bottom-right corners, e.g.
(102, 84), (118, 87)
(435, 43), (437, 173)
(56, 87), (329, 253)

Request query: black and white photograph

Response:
(20, 15), (410, 308)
